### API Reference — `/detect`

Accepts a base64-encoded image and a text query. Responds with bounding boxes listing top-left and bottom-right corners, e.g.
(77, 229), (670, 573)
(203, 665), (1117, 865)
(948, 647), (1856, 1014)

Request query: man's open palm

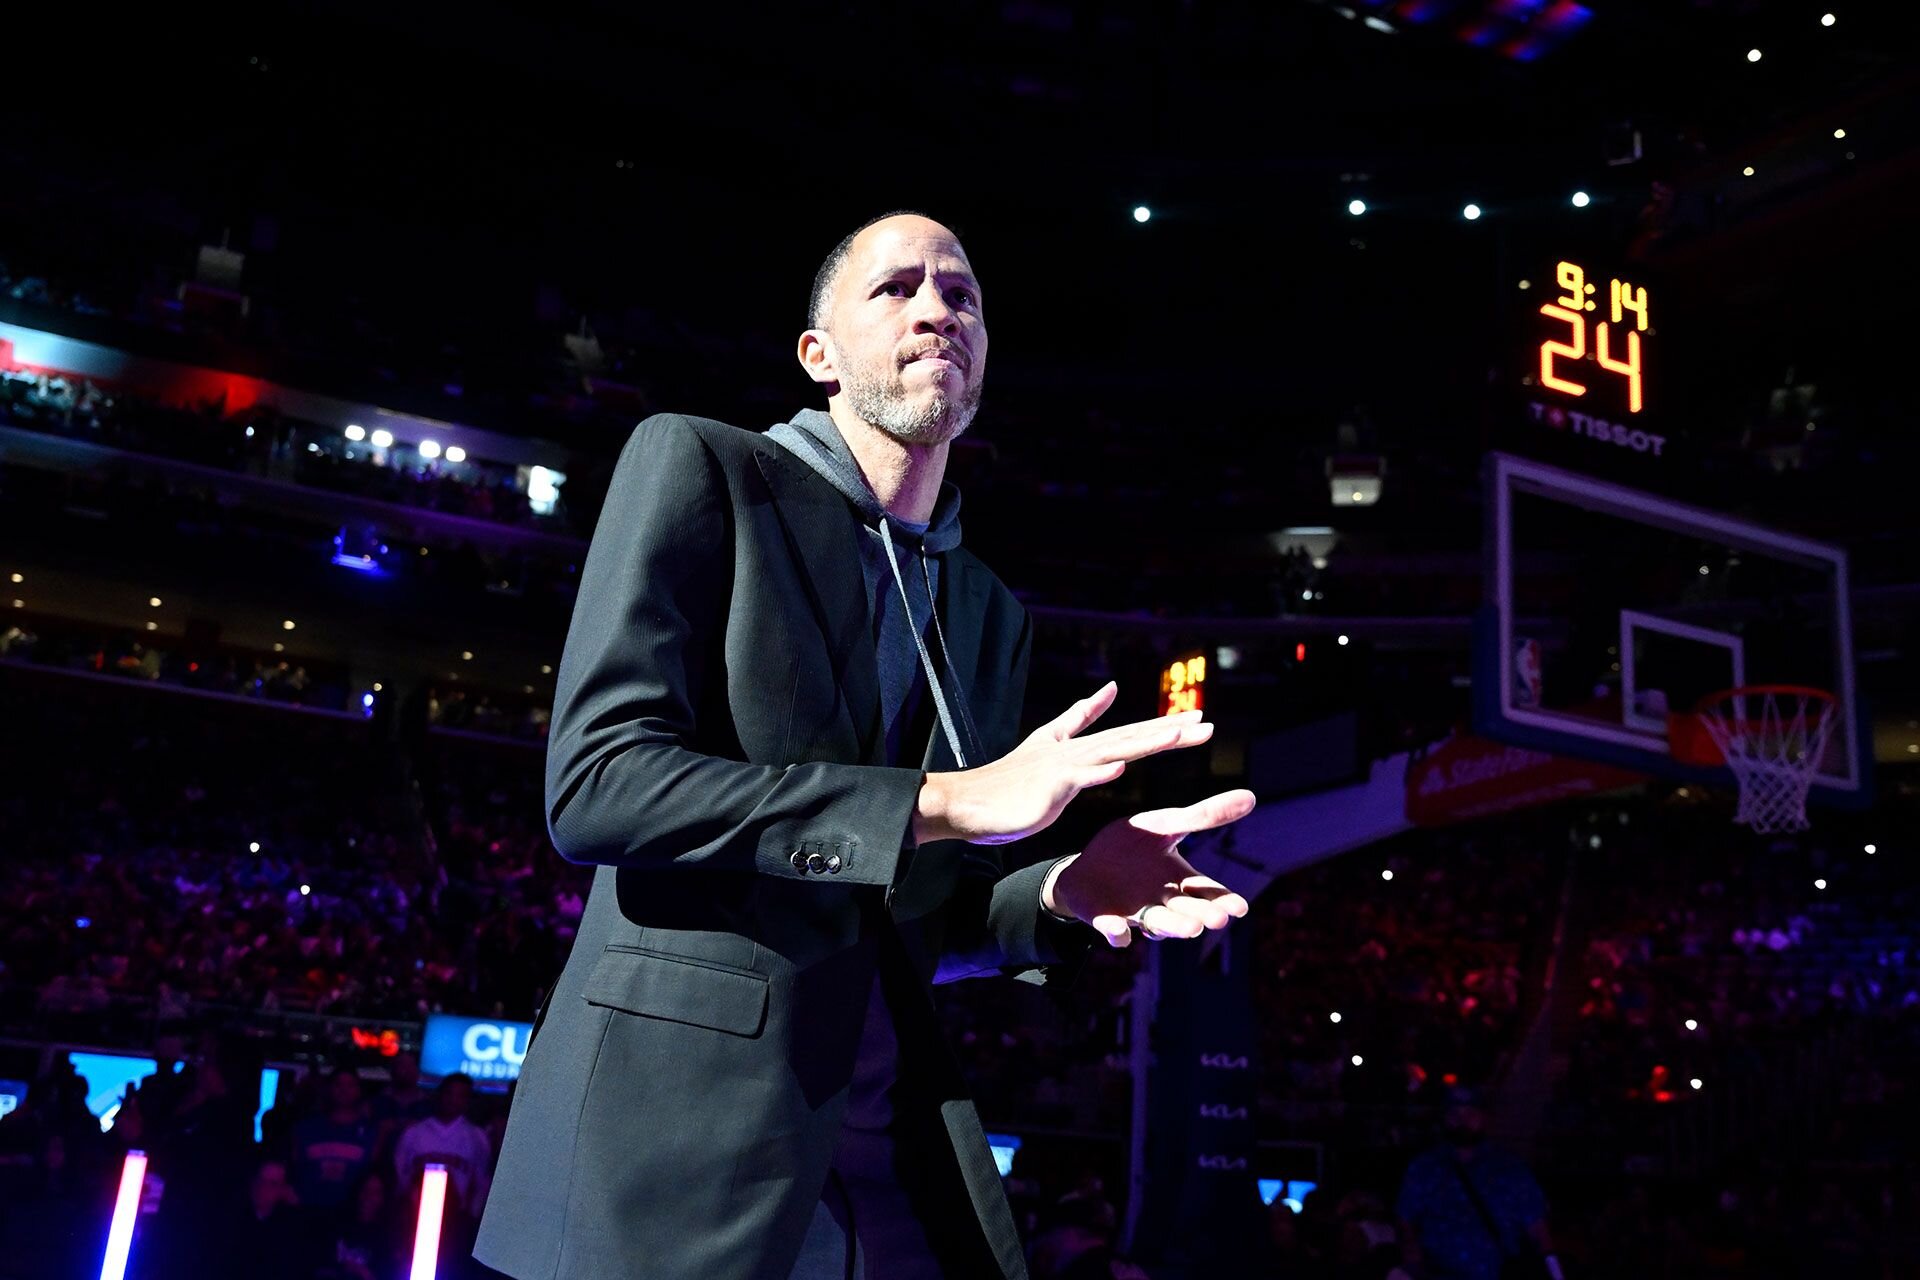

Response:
(1050, 788), (1256, 947)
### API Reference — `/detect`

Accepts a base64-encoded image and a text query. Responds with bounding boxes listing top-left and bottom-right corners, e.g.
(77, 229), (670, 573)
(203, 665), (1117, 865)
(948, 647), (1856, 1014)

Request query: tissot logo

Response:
(1527, 401), (1667, 456)
(1198, 1052), (1250, 1069)
(1198, 1103), (1249, 1120)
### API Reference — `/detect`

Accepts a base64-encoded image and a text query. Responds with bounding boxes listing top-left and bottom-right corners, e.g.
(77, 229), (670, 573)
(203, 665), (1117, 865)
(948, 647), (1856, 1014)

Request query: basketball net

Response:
(1691, 685), (1838, 834)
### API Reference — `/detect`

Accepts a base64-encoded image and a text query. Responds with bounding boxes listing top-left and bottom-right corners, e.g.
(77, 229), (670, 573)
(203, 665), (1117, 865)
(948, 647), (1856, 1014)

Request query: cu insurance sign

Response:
(421, 1014), (535, 1084)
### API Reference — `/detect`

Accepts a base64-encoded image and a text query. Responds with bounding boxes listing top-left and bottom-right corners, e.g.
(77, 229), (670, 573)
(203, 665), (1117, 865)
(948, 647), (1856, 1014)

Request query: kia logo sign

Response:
(422, 1015), (534, 1084)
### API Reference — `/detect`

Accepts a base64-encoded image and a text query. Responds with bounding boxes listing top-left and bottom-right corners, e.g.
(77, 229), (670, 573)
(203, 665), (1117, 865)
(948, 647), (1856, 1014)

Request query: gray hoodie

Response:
(765, 407), (976, 769)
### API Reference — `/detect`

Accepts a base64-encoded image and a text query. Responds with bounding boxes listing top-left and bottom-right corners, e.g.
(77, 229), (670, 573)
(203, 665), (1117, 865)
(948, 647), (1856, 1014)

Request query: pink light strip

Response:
(409, 1163), (450, 1280)
(98, 1150), (148, 1280)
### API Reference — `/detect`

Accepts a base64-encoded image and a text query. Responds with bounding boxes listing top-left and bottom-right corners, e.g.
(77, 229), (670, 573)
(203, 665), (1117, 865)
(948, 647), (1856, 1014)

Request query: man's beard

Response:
(839, 347), (983, 447)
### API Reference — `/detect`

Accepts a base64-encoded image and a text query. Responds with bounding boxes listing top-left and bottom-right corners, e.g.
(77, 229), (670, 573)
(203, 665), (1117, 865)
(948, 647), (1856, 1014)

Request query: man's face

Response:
(331, 1070), (362, 1111)
(439, 1079), (471, 1120)
(811, 216), (988, 447)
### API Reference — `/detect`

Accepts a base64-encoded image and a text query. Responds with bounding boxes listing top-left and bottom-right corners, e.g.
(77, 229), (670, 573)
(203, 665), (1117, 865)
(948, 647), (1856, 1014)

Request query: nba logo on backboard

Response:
(1513, 638), (1543, 709)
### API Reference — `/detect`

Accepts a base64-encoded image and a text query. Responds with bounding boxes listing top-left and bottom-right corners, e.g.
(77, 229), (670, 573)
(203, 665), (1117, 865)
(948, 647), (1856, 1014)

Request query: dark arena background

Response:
(3, 3), (1919, 1277)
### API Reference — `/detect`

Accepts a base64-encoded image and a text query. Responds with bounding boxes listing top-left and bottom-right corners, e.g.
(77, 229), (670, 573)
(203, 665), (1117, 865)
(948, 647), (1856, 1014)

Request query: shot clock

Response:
(1536, 259), (1650, 414)
(1520, 257), (1668, 462)
(1160, 653), (1206, 717)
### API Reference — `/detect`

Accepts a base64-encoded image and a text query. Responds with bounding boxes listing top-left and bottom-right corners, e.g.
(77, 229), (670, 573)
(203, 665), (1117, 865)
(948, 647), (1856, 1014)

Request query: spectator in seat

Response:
(291, 1069), (375, 1220)
(1396, 1091), (1557, 1280)
(394, 1072), (492, 1221)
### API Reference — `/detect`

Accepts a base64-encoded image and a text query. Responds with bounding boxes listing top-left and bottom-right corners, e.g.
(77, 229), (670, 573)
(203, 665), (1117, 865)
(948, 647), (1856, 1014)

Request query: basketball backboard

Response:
(1474, 452), (1868, 808)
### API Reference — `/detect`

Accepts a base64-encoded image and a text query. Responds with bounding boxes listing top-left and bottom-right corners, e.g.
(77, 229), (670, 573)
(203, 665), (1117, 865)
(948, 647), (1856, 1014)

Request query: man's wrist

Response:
(1039, 853), (1079, 922)
(911, 772), (955, 845)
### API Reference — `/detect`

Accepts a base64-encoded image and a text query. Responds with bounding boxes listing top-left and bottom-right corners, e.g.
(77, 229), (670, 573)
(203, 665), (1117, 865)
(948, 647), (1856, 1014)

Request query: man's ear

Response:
(797, 329), (839, 387)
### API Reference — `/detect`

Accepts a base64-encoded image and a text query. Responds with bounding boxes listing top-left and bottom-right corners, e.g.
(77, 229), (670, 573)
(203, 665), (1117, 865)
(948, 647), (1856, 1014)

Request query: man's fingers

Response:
(1076, 716), (1212, 764)
(1179, 876), (1250, 918)
(1089, 914), (1134, 948)
(1047, 681), (1118, 741)
(1160, 894), (1234, 932)
(1130, 788), (1257, 838)
(1137, 905), (1204, 940)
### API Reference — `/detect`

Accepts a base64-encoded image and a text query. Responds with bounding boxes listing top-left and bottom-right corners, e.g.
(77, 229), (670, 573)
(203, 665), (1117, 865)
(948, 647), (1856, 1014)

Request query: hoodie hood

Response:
(764, 408), (963, 554)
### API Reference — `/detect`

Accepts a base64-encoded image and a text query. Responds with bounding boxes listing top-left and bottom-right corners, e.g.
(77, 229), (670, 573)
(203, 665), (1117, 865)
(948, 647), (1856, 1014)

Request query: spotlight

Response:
(1132, 205), (1152, 223)
(344, 424), (366, 441)
(1747, 48), (1762, 62)
(282, 619), (296, 630)
(1329, 1011), (1342, 1024)
(370, 429), (394, 448)
(9, 572), (21, 583)
(249, 842), (261, 853)
(1462, 203), (1482, 221)
(1814, 878), (1827, 890)
(461, 650), (474, 661)
(1685, 1019), (1699, 1031)
(1338, 635), (1351, 646)
(1833, 128), (1847, 139)
(1865, 843), (1876, 855)
(300, 884), (311, 896)
(1821, 13), (1835, 25)
(1351, 1055), (1364, 1066)
(1571, 191), (1591, 208)
(1381, 868), (1393, 881)
(418, 440), (442, 460)
(1742, 166), (1755, 176)
(149, 597), (162, 607)
(1690, 1077), (1703, 1090)
(1347, 199), (1367, 216)
(445, 445), (467, 463)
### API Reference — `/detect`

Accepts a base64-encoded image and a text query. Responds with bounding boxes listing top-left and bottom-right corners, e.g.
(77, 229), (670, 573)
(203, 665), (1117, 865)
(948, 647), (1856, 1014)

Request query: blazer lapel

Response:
(753, 442), (883, 763)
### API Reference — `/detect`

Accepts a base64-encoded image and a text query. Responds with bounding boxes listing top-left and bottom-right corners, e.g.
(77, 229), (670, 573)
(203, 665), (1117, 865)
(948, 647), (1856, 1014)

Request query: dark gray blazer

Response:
(474, 413), (1095, 1280)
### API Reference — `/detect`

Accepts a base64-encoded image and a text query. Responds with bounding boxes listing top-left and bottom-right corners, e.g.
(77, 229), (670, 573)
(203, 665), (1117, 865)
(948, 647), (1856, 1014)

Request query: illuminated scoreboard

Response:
(1524, 258), (1666, 458)
(1160, 653), (1206, 717)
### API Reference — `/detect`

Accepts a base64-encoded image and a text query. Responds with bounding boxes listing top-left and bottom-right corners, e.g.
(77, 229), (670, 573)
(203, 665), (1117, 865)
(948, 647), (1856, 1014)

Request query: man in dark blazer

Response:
(474, 211), (1256, 1280)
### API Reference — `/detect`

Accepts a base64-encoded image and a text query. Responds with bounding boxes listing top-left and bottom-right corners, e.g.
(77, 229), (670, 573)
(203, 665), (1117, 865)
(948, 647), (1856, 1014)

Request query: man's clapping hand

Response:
(1041, 789), (1256, 947)
(910, 681), (1213, 846)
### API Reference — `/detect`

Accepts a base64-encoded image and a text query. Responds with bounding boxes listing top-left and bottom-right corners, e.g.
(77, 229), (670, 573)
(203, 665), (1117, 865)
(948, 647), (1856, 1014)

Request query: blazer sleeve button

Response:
(789, 851), (808, 873)
(826, 854), (842, 873)
(805, 852), (828, 874)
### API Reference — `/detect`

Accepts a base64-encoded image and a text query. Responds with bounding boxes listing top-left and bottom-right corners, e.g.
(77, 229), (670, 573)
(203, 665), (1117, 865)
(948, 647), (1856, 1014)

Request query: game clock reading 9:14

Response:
(1537, 260), (1649, 414)
(1160, 653), (1205, 717)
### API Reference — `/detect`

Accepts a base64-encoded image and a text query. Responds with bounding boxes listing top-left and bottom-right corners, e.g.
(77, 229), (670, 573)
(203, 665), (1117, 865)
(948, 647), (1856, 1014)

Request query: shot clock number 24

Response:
(1537, 260), (1649, 414)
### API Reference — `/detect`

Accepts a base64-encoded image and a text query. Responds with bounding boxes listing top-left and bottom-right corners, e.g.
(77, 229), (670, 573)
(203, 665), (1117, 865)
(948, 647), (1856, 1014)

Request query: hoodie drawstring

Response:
(878, 515), (969, 769)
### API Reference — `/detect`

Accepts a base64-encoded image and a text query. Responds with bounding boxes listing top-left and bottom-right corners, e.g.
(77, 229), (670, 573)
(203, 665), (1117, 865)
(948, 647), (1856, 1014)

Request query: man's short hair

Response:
(807, 209), (951, 332)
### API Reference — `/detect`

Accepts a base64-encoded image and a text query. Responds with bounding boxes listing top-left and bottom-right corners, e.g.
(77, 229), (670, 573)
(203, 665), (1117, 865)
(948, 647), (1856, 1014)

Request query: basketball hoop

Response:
(1670, 685), (1839, 834)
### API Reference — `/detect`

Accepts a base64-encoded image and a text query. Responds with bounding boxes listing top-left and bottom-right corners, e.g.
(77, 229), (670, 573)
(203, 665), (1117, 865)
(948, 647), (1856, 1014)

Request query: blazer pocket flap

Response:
(582, 947), (770, 1038)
